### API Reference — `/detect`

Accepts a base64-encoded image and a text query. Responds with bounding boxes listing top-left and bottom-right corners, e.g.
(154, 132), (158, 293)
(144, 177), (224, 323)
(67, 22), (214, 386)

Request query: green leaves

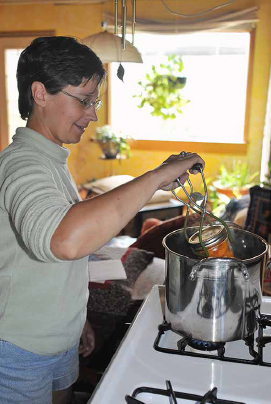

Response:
(216, 161), (259, 189)
(134, 54), (189, 120)
(261, 160), (271, 189)
(95, 125), (131, 158)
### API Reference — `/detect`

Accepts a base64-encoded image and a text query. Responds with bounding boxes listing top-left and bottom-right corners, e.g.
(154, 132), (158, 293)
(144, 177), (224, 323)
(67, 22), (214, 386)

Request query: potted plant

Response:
(212, 160), (259, 199)
(93, 125), (131, 159)
(261, 160), (271, 189)
(134, 54), (189, 120)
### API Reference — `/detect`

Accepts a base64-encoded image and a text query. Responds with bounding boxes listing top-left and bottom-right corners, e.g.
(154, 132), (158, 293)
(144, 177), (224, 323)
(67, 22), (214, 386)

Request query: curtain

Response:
(106, 6), (259, 34)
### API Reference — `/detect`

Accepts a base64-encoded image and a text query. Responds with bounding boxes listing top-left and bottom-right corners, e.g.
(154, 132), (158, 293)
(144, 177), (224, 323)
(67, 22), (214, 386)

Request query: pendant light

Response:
(83, 0), (142, 80)
(83, 30), (142, 64)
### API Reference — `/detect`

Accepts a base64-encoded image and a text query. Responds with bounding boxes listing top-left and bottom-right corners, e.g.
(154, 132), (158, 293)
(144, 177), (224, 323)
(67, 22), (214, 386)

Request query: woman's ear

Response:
(31, 81), (47, 107)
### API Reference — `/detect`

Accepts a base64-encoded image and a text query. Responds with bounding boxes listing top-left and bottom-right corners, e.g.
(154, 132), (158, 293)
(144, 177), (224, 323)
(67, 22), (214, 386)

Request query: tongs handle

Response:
(191, 162), (203, 172)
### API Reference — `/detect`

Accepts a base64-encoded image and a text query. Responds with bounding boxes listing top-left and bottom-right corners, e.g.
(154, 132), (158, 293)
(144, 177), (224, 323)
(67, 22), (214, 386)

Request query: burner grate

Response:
(257, 313), (271, 367)
(154, 314), (271, 366)
(125, 384), (246, 404)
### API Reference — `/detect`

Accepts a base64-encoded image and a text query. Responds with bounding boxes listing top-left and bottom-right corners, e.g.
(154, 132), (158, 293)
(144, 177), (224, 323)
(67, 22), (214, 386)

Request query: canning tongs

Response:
(171, 160), (232, 256)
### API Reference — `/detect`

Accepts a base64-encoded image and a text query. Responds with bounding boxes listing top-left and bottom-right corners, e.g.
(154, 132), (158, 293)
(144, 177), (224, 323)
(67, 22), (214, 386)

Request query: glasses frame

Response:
(60, 90), (102, 111)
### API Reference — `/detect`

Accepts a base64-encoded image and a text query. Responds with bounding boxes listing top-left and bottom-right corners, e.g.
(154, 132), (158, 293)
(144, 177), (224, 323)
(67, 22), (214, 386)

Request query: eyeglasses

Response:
(60, 90), (102, 111)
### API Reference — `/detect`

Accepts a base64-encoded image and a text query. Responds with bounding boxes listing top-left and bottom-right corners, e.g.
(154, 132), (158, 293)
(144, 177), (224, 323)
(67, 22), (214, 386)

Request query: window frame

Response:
(0, 31), (54, 151)
(107, 29), (255, 155)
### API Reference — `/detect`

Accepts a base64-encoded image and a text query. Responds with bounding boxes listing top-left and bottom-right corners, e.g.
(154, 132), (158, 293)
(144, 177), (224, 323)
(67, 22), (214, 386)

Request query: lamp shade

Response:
(83, 31), (143, 64)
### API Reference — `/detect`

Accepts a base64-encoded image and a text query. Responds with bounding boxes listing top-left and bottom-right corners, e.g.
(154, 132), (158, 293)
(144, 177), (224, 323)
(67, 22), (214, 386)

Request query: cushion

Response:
(140, 218), (162, 235)
(130, 213), (203, 259)
(84, 175), (172, 205)
(131, 257), (165, 300)
(245, 186), (271, 242)
(220, 194), (250, 223)
(84, 175), (134, 192)
(87, 247), (154, 316)
(263, 259), (271, 296)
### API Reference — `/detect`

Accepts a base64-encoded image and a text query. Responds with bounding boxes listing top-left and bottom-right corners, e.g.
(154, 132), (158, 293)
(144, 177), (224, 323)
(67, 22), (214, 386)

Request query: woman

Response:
(0, 36), (204, 404)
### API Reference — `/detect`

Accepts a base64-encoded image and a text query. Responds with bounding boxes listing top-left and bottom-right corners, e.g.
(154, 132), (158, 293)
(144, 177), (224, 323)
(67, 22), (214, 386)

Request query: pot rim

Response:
(162, 226), (268, 263)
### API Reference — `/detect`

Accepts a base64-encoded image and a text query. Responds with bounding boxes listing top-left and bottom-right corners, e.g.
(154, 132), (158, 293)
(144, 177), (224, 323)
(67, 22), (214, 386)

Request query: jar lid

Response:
(188, 225), (227, 250)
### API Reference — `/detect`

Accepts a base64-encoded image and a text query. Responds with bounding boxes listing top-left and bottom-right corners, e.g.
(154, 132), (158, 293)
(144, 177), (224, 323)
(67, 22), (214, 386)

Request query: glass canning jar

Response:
(188, 225), (234, 258)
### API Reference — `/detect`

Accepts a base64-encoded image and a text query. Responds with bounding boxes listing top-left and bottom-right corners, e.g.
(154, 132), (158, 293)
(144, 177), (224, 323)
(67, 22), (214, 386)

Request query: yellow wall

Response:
(1, 0), (271, 191)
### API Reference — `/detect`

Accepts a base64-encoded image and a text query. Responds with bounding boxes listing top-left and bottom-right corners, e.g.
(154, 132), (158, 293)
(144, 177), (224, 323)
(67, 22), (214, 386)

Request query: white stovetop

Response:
(89, 286), (271, 404)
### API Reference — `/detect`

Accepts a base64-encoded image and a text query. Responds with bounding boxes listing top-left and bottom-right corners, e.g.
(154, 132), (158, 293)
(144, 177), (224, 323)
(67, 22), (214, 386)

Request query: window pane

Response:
(110, 33), (250, 144)
(5, 49), (25, 143)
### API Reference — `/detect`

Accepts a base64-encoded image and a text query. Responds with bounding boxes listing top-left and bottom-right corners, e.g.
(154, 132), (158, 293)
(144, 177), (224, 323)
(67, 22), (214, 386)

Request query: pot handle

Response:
(189, 263), (200, 281)
(189, 260), (250, 281)
(240, 263), (250, 280)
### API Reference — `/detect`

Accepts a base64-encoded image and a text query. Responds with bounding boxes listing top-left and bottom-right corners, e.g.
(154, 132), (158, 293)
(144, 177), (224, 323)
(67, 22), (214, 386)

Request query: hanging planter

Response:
(134, 54), (189, 120)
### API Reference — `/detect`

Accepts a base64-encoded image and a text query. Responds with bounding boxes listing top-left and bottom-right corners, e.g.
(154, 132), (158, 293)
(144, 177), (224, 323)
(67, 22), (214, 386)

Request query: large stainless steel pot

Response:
(162, 226), (268, 342)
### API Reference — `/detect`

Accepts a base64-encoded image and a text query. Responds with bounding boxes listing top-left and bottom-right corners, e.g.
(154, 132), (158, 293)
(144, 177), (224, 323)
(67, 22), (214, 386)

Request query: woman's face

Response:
(40, 76), (100, 146)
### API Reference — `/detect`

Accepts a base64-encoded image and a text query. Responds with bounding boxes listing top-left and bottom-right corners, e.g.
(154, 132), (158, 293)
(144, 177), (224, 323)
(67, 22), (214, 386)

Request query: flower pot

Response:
(213, 181), (249, 199)
(98, 140), (120, 159)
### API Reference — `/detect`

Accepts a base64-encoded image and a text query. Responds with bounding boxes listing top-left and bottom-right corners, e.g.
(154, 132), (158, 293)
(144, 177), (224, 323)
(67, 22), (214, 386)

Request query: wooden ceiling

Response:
(0, 0), (105, 4)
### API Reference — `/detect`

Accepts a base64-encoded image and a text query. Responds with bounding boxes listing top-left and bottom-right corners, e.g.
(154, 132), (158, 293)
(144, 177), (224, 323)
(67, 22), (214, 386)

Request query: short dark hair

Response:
(17, 36), (106, 120)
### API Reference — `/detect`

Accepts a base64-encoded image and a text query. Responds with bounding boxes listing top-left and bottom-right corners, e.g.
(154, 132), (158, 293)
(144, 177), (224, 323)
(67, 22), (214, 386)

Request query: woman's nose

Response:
(85, 106), (98, 121)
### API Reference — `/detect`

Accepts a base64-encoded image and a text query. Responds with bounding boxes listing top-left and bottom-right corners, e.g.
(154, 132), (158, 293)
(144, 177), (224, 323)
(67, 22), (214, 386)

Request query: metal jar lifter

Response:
(163, 154), (269, 342)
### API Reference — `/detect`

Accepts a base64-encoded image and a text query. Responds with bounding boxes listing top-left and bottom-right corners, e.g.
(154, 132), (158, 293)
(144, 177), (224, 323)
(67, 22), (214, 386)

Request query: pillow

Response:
(87, 247), (154, 316)
(84, 175), (134, 193)
(131, 257), (165, 300)
(84, 175), (172, 205)
(220, 194), (250, 222)
(245, 186), (271, 242)
(119, 247), (154, 289)
(140, 218), (162, 235)
(130, 213), (202, 259)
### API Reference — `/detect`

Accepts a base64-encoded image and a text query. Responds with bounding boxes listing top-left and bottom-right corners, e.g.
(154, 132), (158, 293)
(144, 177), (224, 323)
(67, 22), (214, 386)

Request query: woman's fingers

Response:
(158, 152), (205, 191)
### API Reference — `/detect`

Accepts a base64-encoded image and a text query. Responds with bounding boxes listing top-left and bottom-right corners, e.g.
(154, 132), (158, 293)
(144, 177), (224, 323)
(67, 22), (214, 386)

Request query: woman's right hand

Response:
(154, 152), (205, 191)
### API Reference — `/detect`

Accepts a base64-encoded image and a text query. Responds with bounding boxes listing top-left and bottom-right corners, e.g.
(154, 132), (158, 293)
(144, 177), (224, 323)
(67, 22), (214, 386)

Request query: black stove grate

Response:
(153, 313), (271, 367)
(125, 384), (246, 404)
(257, 313), (271, 367)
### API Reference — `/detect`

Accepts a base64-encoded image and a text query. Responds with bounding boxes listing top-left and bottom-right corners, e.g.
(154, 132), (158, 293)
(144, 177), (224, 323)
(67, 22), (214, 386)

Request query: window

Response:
(0, 33), (54, 150)
(0, 37), (32, 150)
(5, 48), (26, 142)
(110, 32), (251, 145)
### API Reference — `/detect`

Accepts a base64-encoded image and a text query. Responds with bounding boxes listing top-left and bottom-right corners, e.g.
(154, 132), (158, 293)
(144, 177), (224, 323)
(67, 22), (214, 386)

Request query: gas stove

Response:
(89, 286), (271, 403)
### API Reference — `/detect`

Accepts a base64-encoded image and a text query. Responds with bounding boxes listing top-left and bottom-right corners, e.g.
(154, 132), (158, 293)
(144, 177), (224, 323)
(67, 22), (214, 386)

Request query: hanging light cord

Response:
(160, 0), (237, 18)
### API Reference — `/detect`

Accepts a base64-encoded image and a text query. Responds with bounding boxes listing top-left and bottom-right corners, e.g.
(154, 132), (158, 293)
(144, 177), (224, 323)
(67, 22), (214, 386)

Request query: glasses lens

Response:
(95, 100), (102, 111)
(82, 99), (102, 110)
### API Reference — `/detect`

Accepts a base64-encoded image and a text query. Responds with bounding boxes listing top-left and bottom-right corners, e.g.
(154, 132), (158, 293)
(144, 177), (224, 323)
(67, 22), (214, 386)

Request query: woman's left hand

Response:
(78, 319), (95, 357)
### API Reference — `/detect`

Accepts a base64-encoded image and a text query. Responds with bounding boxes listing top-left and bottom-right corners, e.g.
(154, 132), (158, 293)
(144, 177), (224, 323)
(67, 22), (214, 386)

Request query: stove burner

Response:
(125, 384), (246, 404)
(154, 316), (271, 366)
(188, 338), (224, 352)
